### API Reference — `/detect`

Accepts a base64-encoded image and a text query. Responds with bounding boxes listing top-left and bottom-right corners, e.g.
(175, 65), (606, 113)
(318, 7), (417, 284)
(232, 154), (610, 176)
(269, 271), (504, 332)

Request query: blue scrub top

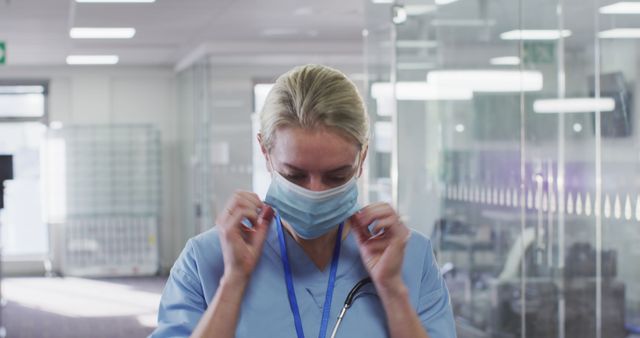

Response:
(150, 220), (456, 338)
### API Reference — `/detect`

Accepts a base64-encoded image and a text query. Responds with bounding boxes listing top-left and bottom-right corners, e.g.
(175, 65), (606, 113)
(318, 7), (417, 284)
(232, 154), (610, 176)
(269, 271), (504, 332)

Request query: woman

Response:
(151, 64), (456, 338)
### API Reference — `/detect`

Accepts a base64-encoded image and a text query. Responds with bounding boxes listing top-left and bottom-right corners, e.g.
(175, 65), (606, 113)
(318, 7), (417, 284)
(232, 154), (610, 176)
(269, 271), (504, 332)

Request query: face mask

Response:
(265, 170), (360, 239)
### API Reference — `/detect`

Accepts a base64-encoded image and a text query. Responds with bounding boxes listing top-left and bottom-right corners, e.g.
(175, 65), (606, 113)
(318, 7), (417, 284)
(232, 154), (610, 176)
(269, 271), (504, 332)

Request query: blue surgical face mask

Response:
(265, 170), (360, 239)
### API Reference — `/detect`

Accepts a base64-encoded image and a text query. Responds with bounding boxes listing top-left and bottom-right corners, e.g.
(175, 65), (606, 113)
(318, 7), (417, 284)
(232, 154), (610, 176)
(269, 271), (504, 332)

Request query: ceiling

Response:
(0, 0), (365, 67)
(1, 0), (638, 69)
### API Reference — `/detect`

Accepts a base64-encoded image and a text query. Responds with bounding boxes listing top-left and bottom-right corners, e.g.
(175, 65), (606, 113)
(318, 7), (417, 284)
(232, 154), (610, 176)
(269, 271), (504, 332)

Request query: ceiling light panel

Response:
(70, 28), (136, 39)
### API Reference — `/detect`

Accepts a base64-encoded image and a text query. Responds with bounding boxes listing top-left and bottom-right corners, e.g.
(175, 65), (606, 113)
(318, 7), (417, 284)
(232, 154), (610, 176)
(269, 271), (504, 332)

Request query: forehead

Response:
(270, 127), (360, 170)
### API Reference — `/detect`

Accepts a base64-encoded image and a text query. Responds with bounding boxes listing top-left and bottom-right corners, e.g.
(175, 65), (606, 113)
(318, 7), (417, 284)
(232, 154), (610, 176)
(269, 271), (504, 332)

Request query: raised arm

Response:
(350, 203), (455, 338)
(190, 192), (274, 338)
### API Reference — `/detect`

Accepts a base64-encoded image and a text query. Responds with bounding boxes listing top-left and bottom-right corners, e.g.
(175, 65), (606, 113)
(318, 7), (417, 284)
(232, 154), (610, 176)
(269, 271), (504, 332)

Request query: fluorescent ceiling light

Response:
(396, 40), (438, 48)
(0, 85), (44, 94)
(533, 98), (615, 113)
(261, 28), (298, 37)
(436, 0), (460, 5)
(405, 5), (436, 16)
(76, 0), (155, 2)
(66, 55), (119, 65)
(599, 28), (640, 38)
(500, 29), (571, 40)
(431, 19), (496, 27)
(371, 82), (473, 101)
(600, 2), (640, 14)
(427, 70), (543, 92)
(70, 27), (135, 39)
(490, 56), (521, 65)
(371, 0), (393, 3)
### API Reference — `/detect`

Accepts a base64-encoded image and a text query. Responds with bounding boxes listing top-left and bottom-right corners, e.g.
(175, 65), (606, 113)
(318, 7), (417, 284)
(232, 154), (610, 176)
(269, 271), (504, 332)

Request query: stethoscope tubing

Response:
(329, 277), (373, 338)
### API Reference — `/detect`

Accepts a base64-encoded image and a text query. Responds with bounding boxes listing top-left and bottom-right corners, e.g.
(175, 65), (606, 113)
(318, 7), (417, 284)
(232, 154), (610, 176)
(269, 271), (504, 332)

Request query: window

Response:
(0, 82), (47, 119)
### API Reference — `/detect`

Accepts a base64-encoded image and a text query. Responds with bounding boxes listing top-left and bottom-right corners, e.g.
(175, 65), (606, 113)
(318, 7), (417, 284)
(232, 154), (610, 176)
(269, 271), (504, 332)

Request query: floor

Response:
(1, 276), (167, 338)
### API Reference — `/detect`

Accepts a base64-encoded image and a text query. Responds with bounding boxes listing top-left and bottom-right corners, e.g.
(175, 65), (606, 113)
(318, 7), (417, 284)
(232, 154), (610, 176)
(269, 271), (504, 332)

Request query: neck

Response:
(282, 221), (350, 271)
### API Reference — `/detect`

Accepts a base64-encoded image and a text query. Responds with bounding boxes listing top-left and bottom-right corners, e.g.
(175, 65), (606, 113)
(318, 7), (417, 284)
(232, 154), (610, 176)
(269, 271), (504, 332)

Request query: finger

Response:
(229, 193), (262, 215)
(221, 193), (262, 224)
(235, 191), (263, 210)
(249, 205), (274, 247)
(224, 205), (260, 235)
(353, 203), (396, 231)
(353, 209), (398, 239)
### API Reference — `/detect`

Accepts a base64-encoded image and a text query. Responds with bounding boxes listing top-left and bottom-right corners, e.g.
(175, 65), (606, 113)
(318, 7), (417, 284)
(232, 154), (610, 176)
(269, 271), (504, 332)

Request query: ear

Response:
(257, 133), (272, 172)
(356, 144), (368, 178)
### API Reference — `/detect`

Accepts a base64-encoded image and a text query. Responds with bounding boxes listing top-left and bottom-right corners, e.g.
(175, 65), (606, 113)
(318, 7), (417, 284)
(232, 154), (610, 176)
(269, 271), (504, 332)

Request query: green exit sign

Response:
(0, 42), (5, 65)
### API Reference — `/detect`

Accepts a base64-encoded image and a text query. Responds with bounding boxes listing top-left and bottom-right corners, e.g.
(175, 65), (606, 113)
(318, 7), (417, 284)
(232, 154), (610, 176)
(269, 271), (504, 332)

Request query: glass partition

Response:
(365, 0), (640, 337)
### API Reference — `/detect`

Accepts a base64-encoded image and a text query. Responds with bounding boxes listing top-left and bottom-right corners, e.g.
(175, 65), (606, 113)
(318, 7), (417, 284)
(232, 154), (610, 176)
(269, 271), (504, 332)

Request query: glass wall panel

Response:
(365, 0), (640, 337)
(598, 0), (640, 336)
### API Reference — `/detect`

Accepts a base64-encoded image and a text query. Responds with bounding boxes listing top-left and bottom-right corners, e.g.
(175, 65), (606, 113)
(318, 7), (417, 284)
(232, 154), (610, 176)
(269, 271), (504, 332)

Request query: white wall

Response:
(0, 65), (180, 274)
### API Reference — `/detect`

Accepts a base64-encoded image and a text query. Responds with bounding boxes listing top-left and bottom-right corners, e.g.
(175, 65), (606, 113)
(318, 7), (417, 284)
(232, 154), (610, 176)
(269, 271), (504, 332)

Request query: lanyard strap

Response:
(275, 212), (343, 338)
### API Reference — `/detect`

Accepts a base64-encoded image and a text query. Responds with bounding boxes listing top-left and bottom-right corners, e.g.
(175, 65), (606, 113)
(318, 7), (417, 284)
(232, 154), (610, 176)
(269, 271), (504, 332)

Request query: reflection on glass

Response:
(365, 0), (640, 337)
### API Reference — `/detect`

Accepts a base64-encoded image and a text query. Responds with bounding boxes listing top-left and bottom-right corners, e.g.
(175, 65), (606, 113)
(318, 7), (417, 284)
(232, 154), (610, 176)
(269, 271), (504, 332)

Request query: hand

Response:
(350, 203), (410, 291)
(216, 191), (274, 284)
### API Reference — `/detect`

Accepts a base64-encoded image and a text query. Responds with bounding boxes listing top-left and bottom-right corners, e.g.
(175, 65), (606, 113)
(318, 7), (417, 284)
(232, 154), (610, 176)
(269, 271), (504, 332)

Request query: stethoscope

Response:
(329, 276), (373, 338)
(271, 209), (377, 338)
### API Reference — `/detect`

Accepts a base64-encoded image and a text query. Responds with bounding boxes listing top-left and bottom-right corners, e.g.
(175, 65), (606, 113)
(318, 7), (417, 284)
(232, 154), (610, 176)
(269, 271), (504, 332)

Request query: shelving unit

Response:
(49, 125), (161, 277)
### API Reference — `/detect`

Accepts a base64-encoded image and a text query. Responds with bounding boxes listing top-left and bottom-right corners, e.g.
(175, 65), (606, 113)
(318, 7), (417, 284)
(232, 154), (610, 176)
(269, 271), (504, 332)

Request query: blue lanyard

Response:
(275, 212), (344, 338)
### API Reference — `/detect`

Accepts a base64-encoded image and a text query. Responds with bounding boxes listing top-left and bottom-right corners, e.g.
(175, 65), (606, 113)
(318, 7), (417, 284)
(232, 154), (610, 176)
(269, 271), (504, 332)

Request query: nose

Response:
(306, 176), (330, 192)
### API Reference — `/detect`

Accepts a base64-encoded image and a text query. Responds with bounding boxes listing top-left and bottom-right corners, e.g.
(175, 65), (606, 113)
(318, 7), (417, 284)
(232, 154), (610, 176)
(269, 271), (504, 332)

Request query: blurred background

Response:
(0, 0), (639, 337)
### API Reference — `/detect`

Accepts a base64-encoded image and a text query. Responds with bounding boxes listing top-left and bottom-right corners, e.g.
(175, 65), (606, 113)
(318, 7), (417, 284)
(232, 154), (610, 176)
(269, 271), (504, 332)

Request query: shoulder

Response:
(403, 229), (440, 282)
(406, 229), (435, 261)
(188, 227), (223, 256)
(172, 227), (225, 284)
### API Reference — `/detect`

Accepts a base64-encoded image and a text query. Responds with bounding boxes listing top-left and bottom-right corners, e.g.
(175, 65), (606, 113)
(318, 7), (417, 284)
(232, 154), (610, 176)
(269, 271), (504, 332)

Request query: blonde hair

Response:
(259, 64), (369, 150)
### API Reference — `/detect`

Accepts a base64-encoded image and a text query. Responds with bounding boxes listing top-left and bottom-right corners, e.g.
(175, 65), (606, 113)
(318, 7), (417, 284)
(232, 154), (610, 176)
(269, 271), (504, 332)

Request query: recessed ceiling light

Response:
(490, 56), (521, 65)
(599, 28), (640, 38)
(70, 27), (136, 39)
(431, 19), (496, 27)
(404, 5), (436, 16)
(66, 55), (119, 65)
(261, 28), (298, 37)
(533, 98), (615, 113)
(427, 70), (543, 92)
(436, 0), (460, 5)
(500, 29), (571, 40)
(0, 86), (44, 94)
(600, 2), (640, 14)
(75, 0), (155, 3)
(371, 82), (473, 101)
(396, 40), (438, 48)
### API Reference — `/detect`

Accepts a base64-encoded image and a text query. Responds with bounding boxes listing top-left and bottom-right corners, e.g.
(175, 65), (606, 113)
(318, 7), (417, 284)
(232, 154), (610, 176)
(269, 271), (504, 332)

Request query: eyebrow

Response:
(282, 163), (354, 173)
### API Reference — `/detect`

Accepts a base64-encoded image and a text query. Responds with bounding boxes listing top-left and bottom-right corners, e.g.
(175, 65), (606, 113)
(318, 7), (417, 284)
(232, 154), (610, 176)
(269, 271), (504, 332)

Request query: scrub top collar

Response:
(264, 218), (362, 285)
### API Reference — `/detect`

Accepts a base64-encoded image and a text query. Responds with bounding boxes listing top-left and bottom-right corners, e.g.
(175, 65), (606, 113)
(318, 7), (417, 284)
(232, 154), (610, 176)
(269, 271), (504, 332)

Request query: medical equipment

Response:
(329, 277), (373, 338)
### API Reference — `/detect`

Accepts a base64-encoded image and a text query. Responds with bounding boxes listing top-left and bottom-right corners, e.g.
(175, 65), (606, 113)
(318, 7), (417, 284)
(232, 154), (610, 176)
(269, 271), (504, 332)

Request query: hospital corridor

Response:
(1, 0), (640, 337)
